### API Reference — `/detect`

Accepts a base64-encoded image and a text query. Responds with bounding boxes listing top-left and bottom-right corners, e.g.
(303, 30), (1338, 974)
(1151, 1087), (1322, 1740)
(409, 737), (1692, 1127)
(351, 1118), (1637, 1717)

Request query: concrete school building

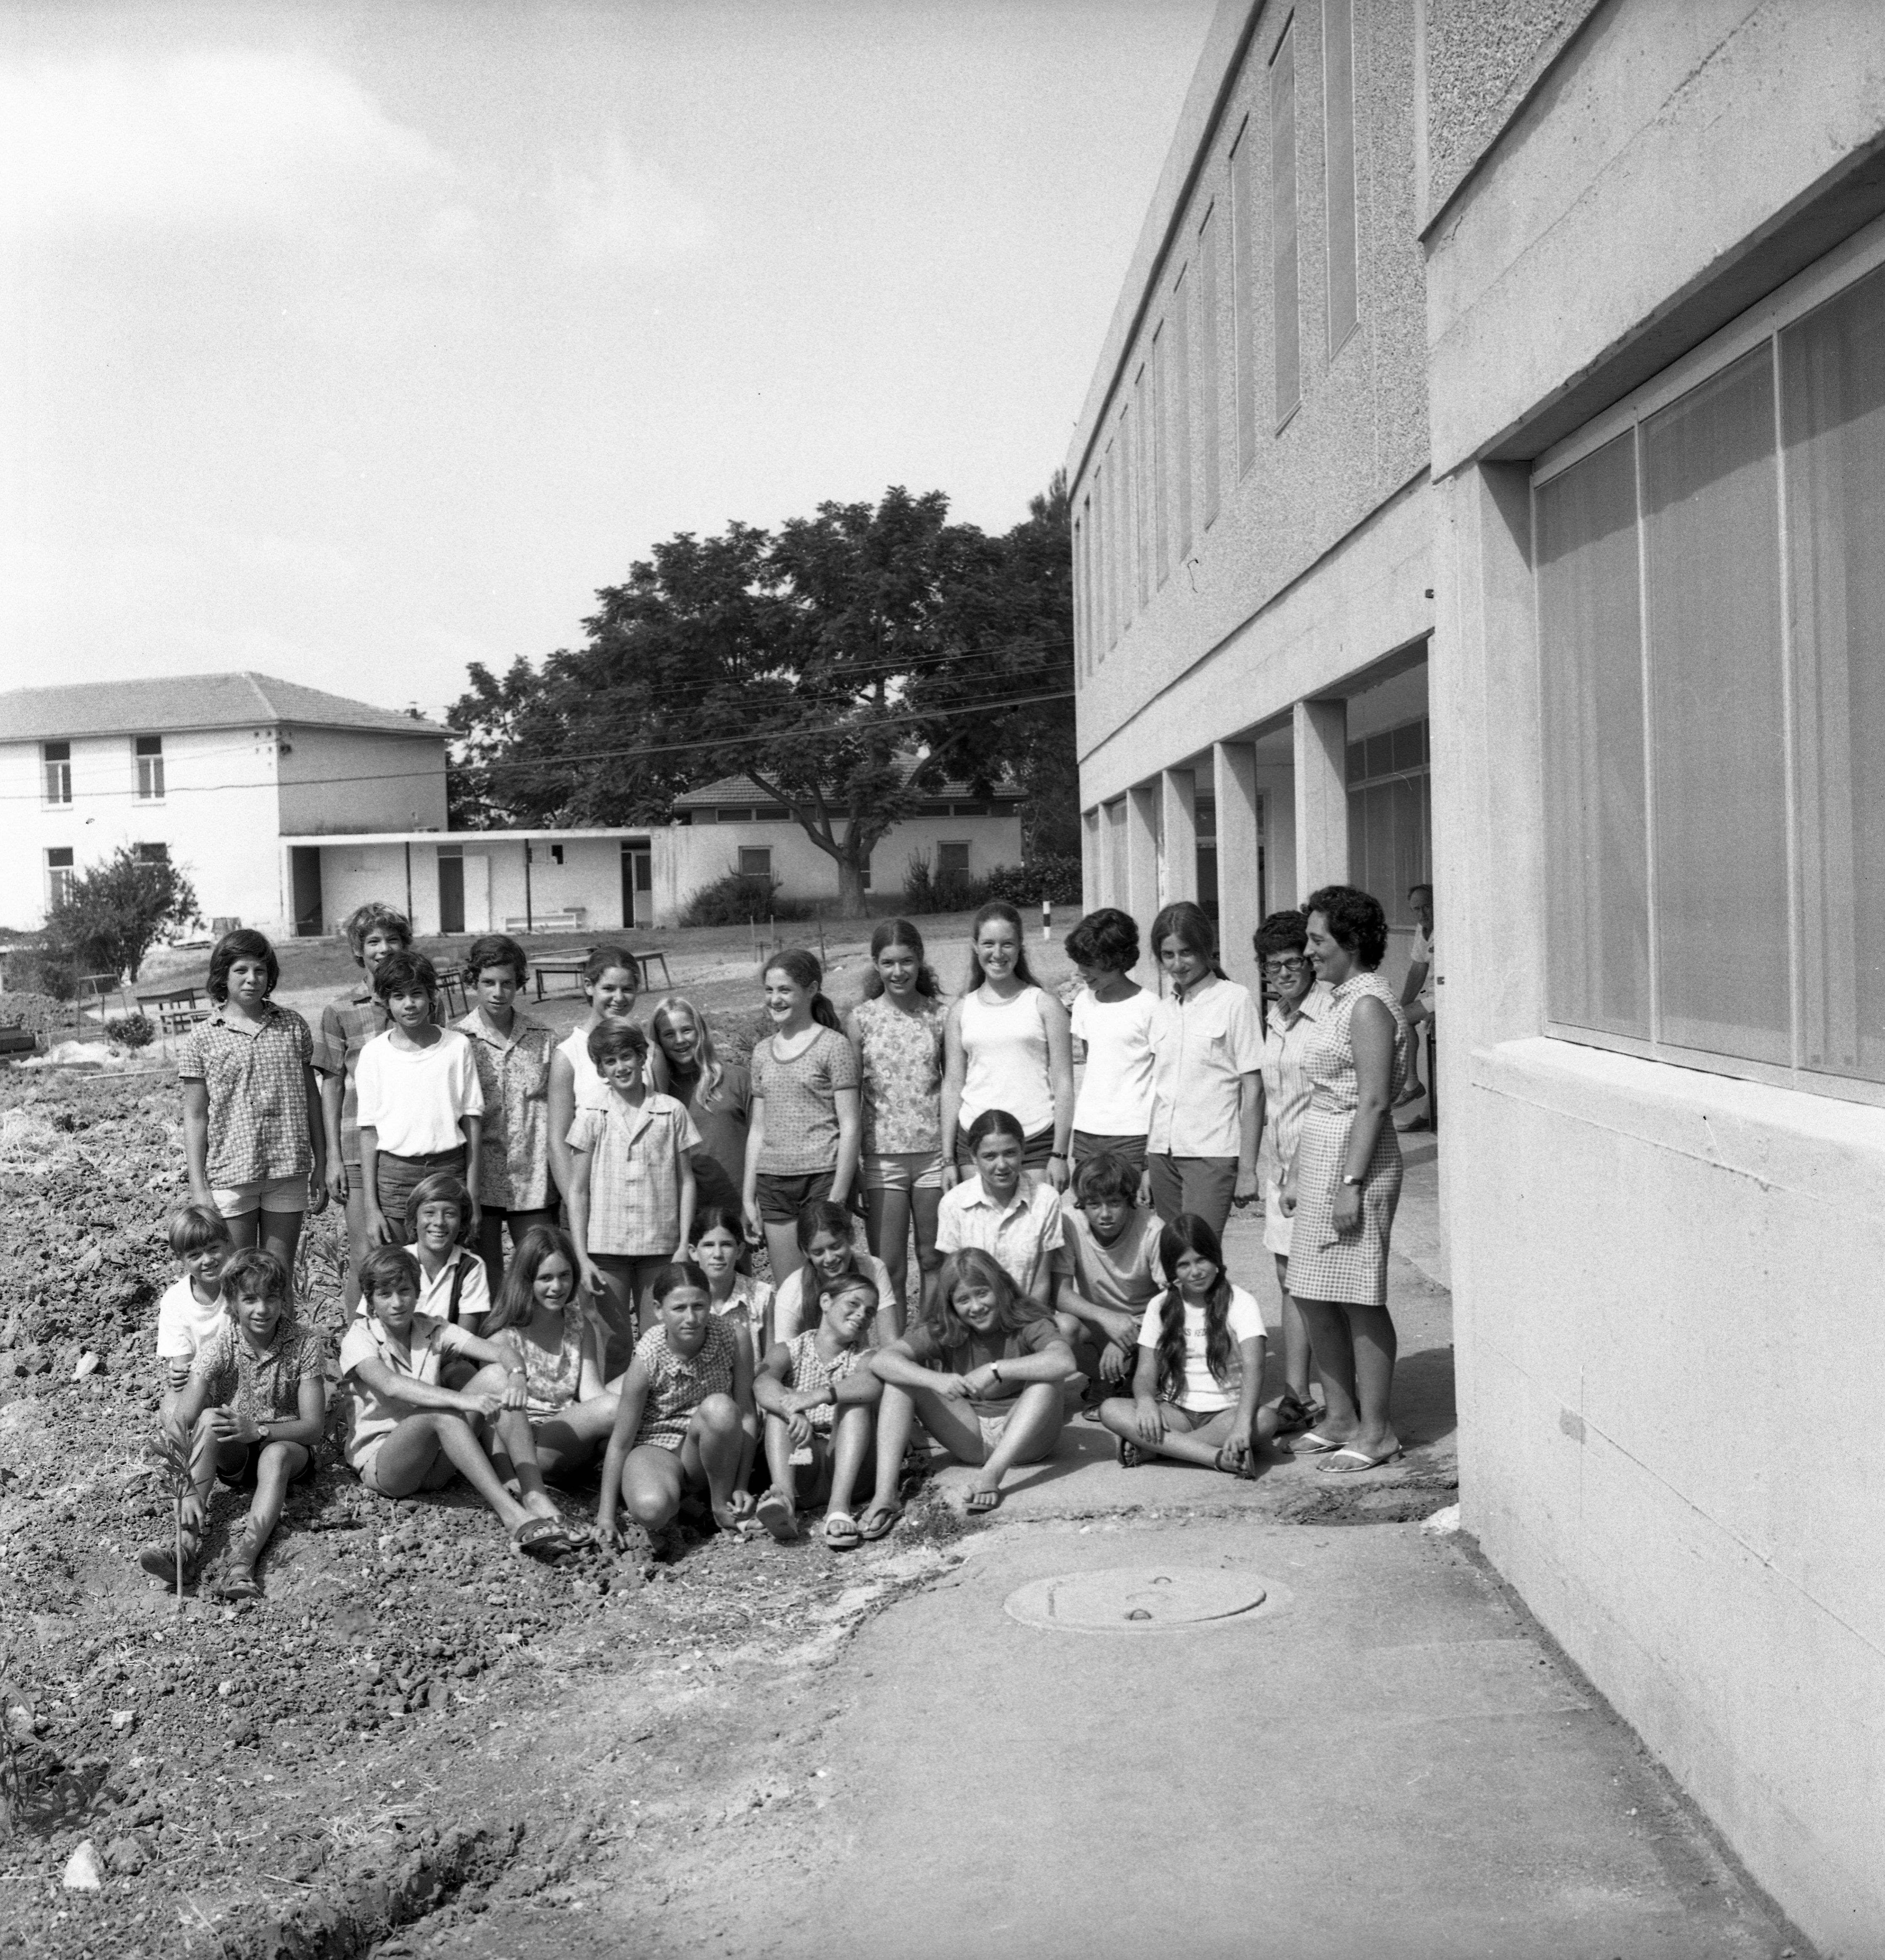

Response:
(0, 671), (448, 936)
(1072, 0), (1885, 1944)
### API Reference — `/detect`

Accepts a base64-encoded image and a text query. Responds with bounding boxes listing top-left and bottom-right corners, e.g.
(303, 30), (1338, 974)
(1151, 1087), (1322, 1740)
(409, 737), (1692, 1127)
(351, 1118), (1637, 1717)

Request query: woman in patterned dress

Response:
(1281, 885), (1409, 1474)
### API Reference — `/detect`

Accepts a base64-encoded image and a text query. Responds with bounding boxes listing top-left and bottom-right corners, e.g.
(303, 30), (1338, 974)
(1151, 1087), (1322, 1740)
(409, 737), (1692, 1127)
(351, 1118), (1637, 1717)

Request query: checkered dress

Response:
(1283, 972), (1408, 1308)
(632, 1317), (738, 1452)
(177, 1005), (316, 1186)
(783, 1331), (860, 1435)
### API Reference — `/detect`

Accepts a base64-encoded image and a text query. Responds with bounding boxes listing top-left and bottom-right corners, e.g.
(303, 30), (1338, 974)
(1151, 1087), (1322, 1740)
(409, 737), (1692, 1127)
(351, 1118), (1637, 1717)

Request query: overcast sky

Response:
(0, 1), (1215, 721)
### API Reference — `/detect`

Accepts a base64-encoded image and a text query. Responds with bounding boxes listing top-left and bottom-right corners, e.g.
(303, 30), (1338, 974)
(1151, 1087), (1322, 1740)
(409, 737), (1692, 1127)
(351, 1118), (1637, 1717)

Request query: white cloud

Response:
(0, 49), (448, 237)
(547, 133), (714, 266)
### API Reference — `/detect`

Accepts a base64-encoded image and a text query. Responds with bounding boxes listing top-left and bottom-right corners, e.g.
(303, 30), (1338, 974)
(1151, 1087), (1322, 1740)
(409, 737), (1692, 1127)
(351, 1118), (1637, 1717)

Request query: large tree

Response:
(446, 484), (1076, 912)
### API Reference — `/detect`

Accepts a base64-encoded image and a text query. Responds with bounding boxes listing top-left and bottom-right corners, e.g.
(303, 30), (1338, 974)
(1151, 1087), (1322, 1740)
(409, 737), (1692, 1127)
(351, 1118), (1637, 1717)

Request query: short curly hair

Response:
(207, 929), (278, 1004)
(1065, 907), (1140, 973)
(1303, 885), (1389, 970)
(343, 902), (411, 963)
(372, 950), (441, 1015)
(463, 933), (528, 985)
(587, 1019), (649, 1066)
(1253, 910), (1309, 963)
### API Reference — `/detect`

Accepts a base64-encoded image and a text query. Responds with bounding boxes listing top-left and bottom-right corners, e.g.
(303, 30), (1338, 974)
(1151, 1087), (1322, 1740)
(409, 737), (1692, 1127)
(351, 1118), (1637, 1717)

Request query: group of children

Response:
(142, 893), (1347, 1589)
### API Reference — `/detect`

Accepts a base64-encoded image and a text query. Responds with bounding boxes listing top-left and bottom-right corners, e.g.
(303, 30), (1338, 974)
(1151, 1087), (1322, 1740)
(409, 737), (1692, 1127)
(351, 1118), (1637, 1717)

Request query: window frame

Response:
(45, 846), (75, 910)
(134, 734), (165, 802)
(42, 741), (72, 807)
(1531, 207), (1885, 1110)
(736, 845), (773, 881)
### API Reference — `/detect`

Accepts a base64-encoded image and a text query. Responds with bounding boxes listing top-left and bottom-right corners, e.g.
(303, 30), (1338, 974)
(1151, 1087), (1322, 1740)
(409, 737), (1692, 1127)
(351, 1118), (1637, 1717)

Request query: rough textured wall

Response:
(1423, 0), (1600, 217)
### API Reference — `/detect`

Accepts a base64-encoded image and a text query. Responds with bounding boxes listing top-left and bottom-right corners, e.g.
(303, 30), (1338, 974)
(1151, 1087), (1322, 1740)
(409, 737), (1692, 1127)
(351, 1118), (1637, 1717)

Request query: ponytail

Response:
(765, 948), (840, 1029)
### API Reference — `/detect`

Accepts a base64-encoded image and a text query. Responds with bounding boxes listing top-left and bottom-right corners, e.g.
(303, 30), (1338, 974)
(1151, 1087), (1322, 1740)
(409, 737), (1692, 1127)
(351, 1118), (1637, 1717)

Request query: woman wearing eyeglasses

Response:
(1252, 911), (1328, 1439)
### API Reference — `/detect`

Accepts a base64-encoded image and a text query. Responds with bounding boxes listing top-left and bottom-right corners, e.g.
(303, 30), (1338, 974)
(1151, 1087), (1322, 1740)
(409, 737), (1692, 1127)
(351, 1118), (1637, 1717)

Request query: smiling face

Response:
(533, 1250), (576, 1312)
(875, 942), (920, 999)
(385, 984), (434, 1034)
(365, 1275), (420, 1337)
(224, 954), (272, 1011)
(1172, 1247), (1221, 1299)
(473, 963), (519, 1022)
(657, 1283), (712, 1356)
(600, 1046), (645, 1095)
(361, 926), (406, 975)
(691, 1224), (741, 1286)
(184, 1241), (229, 1297)
(588, 966), (639, 1022)
(805, 1227), (854, 1283)
(973, 918), (1020, 985)
(230, 1286), (285, 1347)
(951, 1279), (1001, 1335)
(822, 1283), (877, 1347)
(1261, 948), (1315, 1010)
(1158, 933), (1210, 993)
(1304, 911), (1352, 987)
(763, 967), (811, 1027)
(972, 1130), (1023, 1198)
(412, 1199), (462, 1259)
(655, 1005), (699, 1068)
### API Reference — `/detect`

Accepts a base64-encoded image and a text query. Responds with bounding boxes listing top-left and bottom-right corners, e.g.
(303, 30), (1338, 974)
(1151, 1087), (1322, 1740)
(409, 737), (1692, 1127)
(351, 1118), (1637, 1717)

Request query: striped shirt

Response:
(1258, 984), (1331, 1189)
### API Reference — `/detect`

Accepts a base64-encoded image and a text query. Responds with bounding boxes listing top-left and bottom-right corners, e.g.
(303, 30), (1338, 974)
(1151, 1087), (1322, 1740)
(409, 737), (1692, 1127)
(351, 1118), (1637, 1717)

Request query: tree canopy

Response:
(43, 848), (201, 983)
(447, 481), (1074, 910)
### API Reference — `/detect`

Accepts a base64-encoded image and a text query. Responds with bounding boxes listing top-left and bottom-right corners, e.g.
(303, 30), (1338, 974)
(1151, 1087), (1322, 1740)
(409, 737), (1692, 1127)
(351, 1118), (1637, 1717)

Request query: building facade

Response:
(1076, 0), (1885, 1943)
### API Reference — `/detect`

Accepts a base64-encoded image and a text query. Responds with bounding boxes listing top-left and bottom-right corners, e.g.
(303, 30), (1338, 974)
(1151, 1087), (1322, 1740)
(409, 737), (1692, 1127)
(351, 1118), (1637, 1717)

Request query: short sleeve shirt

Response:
(668, 1061), (752, 1215)
(1136, 1284), (1265, 1412)
(935, 1173), (1065, 1294)
(900, 1313), (1068, 1415)
(189, 1318), (325, 1427)
(1146, 977), (1265, 1159)
(566, 1092), (703, 1256)
(455, 1011), (556, 1210)
(353, 1029), (485, 1159)
(779, 1330), (862, 1434)
(714, 1274), (776, 1377)
(850, 995), (944, 1155)
(1070, 988), (1158, 1136)
(155, 1277), (226, 1362)
(177, 1004), (315, 1187)
(632, 1316), (739, 1452)
(414, 1245), (491, 1328)
(773, 1252), (898, 1345)
(311, 987), (392, 1166)
(1050, 1205), (1164, 1317)
(751, 1028), (860, 1175)
(339, 1311), (481, 1467)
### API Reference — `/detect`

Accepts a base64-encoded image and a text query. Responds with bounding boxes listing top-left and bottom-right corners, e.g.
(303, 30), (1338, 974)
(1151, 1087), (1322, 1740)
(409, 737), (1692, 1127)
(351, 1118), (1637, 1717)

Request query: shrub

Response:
(0, 991), (71, 1037)
(104, 1013), (156, 1050)
(979, 856), (1084, 907)
(679, 870), (810, 928)
(0, 949), (75, 1002)
(902, 851), (984, 915)
(42, 847), (200, 983)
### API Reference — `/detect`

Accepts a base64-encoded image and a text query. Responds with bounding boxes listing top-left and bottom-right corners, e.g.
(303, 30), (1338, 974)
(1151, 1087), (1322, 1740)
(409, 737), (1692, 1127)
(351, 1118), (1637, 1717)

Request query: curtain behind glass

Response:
(1783, 263), (1885, 1082)
(1642, 347), (1790, 1064)
(1536, 433), (1650, 1037)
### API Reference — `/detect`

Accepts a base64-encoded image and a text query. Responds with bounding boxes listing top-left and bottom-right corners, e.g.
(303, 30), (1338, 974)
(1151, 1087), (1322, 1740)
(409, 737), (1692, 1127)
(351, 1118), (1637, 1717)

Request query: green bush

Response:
(679, 870), (811, 928)
(980, 856), (1084, 907)
(105, 1013), (156, 1050)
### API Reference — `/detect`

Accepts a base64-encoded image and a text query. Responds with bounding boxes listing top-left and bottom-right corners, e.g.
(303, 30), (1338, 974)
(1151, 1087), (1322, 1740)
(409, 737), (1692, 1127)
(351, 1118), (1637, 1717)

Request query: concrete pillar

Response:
(1159, 768), (1198, 907)
(1081, 807), (1103, 912)
(1293, 697), (1350, 899)
(1213, 741), (1261, 996)
(1256, 762), (1297, 914)
(1125, 783), (1160, 984)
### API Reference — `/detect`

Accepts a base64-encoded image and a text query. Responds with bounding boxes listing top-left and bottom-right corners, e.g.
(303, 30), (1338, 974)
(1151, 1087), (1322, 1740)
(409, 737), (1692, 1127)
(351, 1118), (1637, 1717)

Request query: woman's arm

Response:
(1334, 997), (1397, 1232)
(576, 1321), (608, 1399)
(595, 1357), (653, 1541)
(181, 1080), (213, 1206)
(1234, 1070), (1262, 1203)
(546, 1051), (578, 1204)
(959, 1335), (1075, 1400)
(449, 1329), (530, 1408)
(830, 1086), (862, 1207)
(1039, 990), (1075, 1192)
(866, 1337), (960, 1395)
(319, 1069), (349, 1203)
(741, 1090), (767, 1245)
(1130, 1339), (1166, 1442)
(938, 1003), (966, 1190)
(358, 1125), (391, 1245)
(730, 1335), (759, 1495)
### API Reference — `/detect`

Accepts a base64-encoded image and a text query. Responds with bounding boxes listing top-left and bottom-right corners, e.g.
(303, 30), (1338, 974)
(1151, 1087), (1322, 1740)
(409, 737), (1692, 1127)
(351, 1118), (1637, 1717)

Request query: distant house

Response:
(0, 671), (448, 935)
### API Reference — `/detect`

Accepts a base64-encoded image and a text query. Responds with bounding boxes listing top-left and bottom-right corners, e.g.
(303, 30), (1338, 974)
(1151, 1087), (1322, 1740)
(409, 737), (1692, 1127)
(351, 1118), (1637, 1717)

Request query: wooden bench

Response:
(531, 957), (590, 1002)
(531, 947), (671, 1000)
(137, 986), (209, 1035)
(503, 908), (588, 936)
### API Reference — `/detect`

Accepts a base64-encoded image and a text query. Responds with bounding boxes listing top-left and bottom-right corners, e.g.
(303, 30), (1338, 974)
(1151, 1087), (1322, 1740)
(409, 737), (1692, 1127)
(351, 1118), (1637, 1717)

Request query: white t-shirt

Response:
(1136, 1283), (1264, 1412)
(416, 1244), (491, 1328)
(354, 1028), (485, 1158)
(156, 1275), (225, 1362)
(1071, 987), (1158, 1136)
(773, 1252), (897, 1345)
(557, 1026), (611, 1110)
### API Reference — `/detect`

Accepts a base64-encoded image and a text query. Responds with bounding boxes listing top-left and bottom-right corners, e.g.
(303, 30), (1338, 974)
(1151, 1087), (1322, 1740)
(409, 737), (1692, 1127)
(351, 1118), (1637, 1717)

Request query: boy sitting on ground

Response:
(1052, 1151), (1165, 1401)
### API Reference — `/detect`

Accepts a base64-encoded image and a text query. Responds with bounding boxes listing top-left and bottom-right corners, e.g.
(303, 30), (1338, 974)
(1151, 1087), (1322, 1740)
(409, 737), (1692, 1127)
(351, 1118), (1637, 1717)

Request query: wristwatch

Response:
(989, 1362), (1004, 1387)
(1341, 1175), (1363, 1187)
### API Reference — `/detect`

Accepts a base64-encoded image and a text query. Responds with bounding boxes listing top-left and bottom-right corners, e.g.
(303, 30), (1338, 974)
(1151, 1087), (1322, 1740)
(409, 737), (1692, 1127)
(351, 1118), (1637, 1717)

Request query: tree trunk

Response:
(837, 853), (869, 920)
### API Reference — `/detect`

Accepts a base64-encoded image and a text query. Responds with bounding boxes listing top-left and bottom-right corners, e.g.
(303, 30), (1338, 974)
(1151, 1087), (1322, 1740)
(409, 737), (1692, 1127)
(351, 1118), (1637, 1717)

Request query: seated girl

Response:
(340, 1245), (573, 1559)
(771, 1199), (900, 1345)
(596, 1262), (759, 1559)
(480, 1224), (620, 1485)
(753, 1272), (884, 1548)
(867, 1248), (1075, 1525)
(1096, 1214), (1283, 1476)
(691, 1206), (776, 1375)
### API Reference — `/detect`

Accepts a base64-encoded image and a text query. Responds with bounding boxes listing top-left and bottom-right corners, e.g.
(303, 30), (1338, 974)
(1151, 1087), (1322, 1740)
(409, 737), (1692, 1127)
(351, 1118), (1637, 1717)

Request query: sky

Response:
(0, 0), (1217, 722)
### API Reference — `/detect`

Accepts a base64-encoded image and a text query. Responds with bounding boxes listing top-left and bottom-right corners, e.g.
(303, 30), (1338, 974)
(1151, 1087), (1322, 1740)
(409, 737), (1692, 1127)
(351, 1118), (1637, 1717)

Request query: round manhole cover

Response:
(1004, 1565), (1272, 1633)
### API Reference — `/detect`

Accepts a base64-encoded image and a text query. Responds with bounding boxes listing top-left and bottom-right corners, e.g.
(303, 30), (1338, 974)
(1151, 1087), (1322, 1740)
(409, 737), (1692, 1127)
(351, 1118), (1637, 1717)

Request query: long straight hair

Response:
(925, 1248), (1029, 1351)
(1149, 901), (1228, 983)
(1152, 1214), (1233, 1402)
(652, 993), (727, 1106)
(964, 900), (1039, 992)
(764, 948), (841, 1031)
(860, 918), (941, 1000)
(484, 1223), (582, 1335)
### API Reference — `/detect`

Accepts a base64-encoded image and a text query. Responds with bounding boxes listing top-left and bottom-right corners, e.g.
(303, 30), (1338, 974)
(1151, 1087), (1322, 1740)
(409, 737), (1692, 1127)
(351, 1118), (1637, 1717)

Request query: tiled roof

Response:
(0, 671), (447, 743)
(675, 768), (1019, 809)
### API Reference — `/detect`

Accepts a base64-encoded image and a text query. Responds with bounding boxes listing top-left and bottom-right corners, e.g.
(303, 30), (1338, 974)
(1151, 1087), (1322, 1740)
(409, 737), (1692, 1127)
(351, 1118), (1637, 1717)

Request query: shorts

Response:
(216, 1438), (318, 1490)
(212, 1172), (309, 1219)
(1071, 1132), (1147, 1175)
(863, 1150), (945, 1194)
(375, 1147), (468, 1240)
(754, 1169), (834, 1224)
(954, 1124), (1056, 1174)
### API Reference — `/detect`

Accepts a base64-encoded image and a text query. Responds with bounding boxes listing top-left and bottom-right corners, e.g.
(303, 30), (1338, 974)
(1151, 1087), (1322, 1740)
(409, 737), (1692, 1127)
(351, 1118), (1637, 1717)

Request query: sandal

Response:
(214, 1568), (263, 1600)
(1115, 1436), (1143, 1470)
(138, 1518), (203, 1588)
(822, 1511), (862, 1549)
(755, 1489), (798, 1543)
(1274, 1392), (1316, 1435)
(858, 1502), (902, 1542)
(512, 1516), (573, 1562)
(965, 1486), (1002, 1514)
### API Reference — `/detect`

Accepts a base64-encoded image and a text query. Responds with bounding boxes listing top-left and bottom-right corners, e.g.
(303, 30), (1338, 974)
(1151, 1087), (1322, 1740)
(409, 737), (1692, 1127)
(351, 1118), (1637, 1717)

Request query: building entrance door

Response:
(621, 842), (652, 927)
(289, 848), (324, 938)
(463, 853), (491, 933)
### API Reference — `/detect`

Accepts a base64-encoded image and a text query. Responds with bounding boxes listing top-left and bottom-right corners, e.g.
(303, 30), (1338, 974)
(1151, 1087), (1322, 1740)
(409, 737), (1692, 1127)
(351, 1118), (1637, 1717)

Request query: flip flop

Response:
(213, 1569), (262, 1600)
(755, 1489), (798, 1543)
(964, 1486), (1003, 1514)
(1115, 1436), (1143, 1470)
(1318, 1446), (1404, 1475)
(512, 1516), (573, 1562)
(858, 1502), (902, 1542)
(822, 1511), (862, 1549)
(1287, 1430), (1347, 1456)
(1274, 1392), (1316, 1435)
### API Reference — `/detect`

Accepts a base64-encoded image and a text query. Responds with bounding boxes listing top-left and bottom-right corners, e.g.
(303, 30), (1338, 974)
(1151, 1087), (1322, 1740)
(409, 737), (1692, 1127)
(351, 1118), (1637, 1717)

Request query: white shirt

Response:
(557, 1026), (611, 1110)
(1071, 987), (1158, 1136)
(1136, 1283), (1265, 1412)
(773, 1253), (897, 1344)
(156, 1275), (225, 1362)
(936, 1173), (1066, 1294)
(416, 1244), (491, 1328)
(354, 1028), (485, 1158)
(340, 1311), (481, 1467)
(1146, 977), (1264, 1159)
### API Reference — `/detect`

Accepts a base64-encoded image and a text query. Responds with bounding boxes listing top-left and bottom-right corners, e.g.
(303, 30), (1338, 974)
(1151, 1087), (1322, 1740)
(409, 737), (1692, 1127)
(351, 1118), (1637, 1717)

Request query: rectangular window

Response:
(737, 846), (773, 880)
(42, 741), (71, 806)
(1074, 506), (1089, 676)
(1098, 459), (1114, 652)
(134, 842), (170, 864)
(1270, 22), (1300, 427)
(1198, 207), (1221, 527)
(937, 841), (971, 877)
(134, 734), (165, 801)
(1152, 325), (1171, 588)
(45, 847), (74, 910)
(1172, 269), (1193, 560)
(1323, 0), (1358, 353)
(1343, 720), (1432, 925)
(1230, 116), (1258, 474)
(715, 807), (754, 823)
(1533, 243), (1885, 1096)
(1132, 369), (1151, 611)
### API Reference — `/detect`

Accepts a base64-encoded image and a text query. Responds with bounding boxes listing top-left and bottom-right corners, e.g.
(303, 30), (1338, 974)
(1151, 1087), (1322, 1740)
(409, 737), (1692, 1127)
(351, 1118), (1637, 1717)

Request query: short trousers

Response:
(954, 1124), (1056, 1174)
(863, 1150), (945, 1194)
(1146, 1153), (1238, 1240)
(211, 1172), (309, 1219)
(1071, 1132), (1147, 1175)
(375, 1147), (468, 1241)
(216, 1438), (318, 1491)
(754, 1169), (834, 1224)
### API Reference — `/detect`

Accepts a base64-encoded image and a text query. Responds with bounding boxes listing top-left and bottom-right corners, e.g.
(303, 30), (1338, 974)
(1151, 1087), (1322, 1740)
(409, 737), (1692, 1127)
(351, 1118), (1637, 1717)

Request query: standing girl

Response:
(771, 1199), (900, 1344)
(845, 919), (947, 1311)
(455, 933), (558, 1286)
(1281, 885), (1409, 1474)
(1065, 907), (1157, 1175)
(1144, 901), (1263, 1240)
(1097, 1214), (1279, 1475)
(691, 1206), (776, 1373)
(651, 995), (751, 1218)
(180, 929), (327, 1271)
(742, 950), (861, 1289)
(941, 901), (1074, 1192)
(355, 951), (484, 1248)
(546, 947), (646, 1205)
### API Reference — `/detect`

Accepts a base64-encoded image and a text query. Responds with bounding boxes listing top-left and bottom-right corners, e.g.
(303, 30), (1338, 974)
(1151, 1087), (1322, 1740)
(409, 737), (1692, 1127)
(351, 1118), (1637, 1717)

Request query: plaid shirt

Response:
(189, 1318), (326, 1427)
(312, 985), (391, 1167)
(454, 1009), (555, 1210)
(567, 1091), (701, 1257)
(177, 1004), (315, 1187)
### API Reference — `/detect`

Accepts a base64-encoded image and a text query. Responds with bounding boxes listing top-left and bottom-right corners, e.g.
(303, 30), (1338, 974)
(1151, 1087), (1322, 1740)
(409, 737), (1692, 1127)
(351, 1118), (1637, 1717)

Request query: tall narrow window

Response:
(1229, 117), (1258, 474)
(135, 734), (165, 801)
(1132, 370), (1151, 611)
(1270, 22), (1301, 427)
(1198, 208), (1221, 527)
(45, 847), (74, 909)
(42, 741), (71, 806)
(1152, 325), (1171, 587)
(1074, 504), (1090, 675)
(1323, 0), (1358, 352)
(1172, 268), (1193, 559)
(1098, 457), (1114, 651)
